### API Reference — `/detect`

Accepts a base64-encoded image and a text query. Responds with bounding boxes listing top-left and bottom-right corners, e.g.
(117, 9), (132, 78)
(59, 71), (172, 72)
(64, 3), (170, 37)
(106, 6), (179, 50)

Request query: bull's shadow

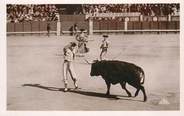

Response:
(22, 84), (142, 102)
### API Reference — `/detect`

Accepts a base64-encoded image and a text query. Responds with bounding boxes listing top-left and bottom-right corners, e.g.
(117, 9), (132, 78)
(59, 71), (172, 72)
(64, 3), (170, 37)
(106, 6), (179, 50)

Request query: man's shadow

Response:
(22, 84), (142, 101)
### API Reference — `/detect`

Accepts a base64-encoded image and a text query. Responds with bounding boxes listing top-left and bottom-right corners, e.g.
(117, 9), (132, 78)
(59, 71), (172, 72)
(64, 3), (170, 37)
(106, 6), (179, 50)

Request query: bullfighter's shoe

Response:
(74, 83), (78, 89)
(64, 83), (68, 92)
(73, 79), (78, 89)
(64, 88), (68, 92)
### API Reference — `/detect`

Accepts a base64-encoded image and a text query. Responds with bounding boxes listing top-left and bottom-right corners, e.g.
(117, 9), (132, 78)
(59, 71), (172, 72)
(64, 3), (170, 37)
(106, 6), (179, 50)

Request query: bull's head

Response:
(84, 59), (104, 77)
(90, 60), (101, 76)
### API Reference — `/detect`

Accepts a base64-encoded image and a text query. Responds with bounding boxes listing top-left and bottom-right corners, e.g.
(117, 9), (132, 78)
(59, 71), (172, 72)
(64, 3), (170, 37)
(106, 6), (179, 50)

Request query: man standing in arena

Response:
(73, 23), (78, 36)
(63, 42), (78, 92)
(100, 35), (110, 60)
(47, 23), (51, 37)
(76, 29), (89, 55)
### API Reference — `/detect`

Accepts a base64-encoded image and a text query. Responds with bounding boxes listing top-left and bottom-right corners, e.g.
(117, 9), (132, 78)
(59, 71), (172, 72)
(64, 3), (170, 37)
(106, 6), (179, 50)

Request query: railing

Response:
(7, 15), (180, 35)
(91, 15), (179, 34)
(7, 21), (57, 35)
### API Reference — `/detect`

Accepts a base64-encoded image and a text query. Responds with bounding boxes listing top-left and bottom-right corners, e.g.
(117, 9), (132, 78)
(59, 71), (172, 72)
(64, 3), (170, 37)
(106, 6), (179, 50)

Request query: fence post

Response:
(140, 15), (143, 22)
(167, 15), (171, 34)
(22, 22), (24, 36)
(124, 17), (129, 31)
(31, 21), (32, 36)
(99, 20), (101, 32)
(88, 17), (93, 35)
(39, 21), (40, 36)
(57, 21), (61, 36)
(14, 23), (16, 33)
(168, 14), (171, 22)
(140, 15), (143, 32)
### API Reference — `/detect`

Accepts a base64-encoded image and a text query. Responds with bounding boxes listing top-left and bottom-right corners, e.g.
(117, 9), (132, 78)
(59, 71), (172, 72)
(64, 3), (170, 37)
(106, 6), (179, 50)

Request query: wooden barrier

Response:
(6, 15), (180, 35)
(7, 21), (57, 35)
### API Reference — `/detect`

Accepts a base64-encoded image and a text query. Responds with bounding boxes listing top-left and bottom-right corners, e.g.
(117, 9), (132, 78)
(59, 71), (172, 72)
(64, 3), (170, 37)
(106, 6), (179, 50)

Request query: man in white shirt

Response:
(63, 42), (78, 92)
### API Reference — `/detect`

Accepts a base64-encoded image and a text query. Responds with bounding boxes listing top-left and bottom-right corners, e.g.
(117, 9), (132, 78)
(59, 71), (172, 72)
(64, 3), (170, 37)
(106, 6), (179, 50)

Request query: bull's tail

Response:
(140, 69), (145, 84)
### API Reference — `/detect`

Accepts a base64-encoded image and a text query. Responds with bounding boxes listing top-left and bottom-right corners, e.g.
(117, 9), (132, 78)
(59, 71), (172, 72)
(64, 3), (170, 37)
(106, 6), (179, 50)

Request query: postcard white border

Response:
(1, 0), (184, 116)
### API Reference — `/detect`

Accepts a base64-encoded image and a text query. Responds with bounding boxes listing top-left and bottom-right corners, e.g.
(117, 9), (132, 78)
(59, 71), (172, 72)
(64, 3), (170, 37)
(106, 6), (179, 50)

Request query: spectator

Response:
(7, 4), (180, 23)
(82, 4), (180, 16)
(7, 4), (58, 23)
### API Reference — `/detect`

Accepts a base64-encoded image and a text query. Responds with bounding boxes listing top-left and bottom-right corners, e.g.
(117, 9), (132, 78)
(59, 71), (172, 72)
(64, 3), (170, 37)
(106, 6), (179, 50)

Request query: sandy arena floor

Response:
(7, 34), (180, 110)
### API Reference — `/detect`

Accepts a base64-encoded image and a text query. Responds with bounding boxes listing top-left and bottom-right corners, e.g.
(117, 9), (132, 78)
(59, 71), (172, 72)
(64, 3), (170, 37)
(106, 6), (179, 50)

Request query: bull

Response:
(90, 60), (147, 102)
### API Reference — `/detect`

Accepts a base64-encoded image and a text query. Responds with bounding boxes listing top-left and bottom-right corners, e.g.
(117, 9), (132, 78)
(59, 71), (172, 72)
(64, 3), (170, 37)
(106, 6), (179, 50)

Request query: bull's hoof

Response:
(134, 93), (138, 97)
(143, 97), (147, 102)
(128, 94), (132, 97)
(105, 92), (110, 96)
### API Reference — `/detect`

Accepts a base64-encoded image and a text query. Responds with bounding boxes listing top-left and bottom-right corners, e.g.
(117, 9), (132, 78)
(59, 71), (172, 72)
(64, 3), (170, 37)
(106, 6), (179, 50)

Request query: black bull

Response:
(90, 60), (147, 102)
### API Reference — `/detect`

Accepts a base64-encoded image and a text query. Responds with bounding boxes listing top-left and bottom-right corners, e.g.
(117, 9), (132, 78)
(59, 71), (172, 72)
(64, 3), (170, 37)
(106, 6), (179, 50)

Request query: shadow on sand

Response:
(22, 83), (142, 102)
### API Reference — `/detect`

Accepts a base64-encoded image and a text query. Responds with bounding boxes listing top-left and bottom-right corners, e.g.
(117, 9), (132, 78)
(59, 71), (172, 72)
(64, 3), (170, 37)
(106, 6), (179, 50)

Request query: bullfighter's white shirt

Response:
(64, 48), (75, 62)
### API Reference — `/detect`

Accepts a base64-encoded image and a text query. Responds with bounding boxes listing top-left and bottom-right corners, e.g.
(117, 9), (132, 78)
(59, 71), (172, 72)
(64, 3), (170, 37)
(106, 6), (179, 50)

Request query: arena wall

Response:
(7, 21), (57, 35)
(7, 15), (180, 35)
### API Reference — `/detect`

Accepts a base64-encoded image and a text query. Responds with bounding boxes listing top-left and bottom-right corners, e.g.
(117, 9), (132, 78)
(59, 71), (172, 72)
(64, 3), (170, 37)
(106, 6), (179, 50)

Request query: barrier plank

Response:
(31, 21), (39, 31)
(116, 21), (124, 30)
(7, 23), (15, 32)
(23, 22), (32, 32)
(168, 21), (177, 29)
(108, 21), (118, 30)
(99, 20), (109, 30)
(39, 21), (47, 31)
(93, 21), (100, 30)
(175, 21), (180, 29)
(142, 22), (150, 30)
(133, 21), (142, 30)
(127, 22), (134, 30)
(150, 22), (159, 29)
(159, 22), (168, 30)
(15, 23), (23, 32)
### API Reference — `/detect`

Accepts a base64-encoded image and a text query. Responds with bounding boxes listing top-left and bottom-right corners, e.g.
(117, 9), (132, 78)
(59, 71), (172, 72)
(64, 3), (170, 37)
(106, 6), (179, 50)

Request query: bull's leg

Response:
(105, 80), (111, 95)
(139, 86), (147, 102)
(120, 82), (132, 97)
(129, 83), (147, 102)
(134, 89), (140, 97)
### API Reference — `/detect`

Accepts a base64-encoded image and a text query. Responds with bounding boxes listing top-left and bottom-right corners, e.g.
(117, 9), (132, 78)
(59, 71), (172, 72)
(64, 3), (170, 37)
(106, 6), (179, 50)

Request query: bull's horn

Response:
(92, 59), (99, 63)
(84, 59), (93, 64)
(84, 58), (100, 64)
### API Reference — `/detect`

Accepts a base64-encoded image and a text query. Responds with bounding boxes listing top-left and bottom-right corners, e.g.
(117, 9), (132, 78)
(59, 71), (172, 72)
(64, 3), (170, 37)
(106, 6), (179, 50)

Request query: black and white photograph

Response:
(0, 0), (184, 115)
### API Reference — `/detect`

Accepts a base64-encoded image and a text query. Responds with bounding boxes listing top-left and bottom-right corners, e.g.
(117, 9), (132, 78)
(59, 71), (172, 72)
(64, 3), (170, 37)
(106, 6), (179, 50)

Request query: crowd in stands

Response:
(7, 4), (59, 23)
(83, 4), (180, 16)
(7, 4), (180, 23)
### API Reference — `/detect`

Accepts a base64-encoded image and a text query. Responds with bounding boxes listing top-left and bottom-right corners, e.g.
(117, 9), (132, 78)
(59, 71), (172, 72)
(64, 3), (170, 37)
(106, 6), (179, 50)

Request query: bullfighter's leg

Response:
(105, 80), (111, 95)
(100, 50), (107, 60)
(68, 62), (78, 89)
(100, 51), (103, 60)
(63, 61), (69, 92)
(120, 82), (132, 97)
